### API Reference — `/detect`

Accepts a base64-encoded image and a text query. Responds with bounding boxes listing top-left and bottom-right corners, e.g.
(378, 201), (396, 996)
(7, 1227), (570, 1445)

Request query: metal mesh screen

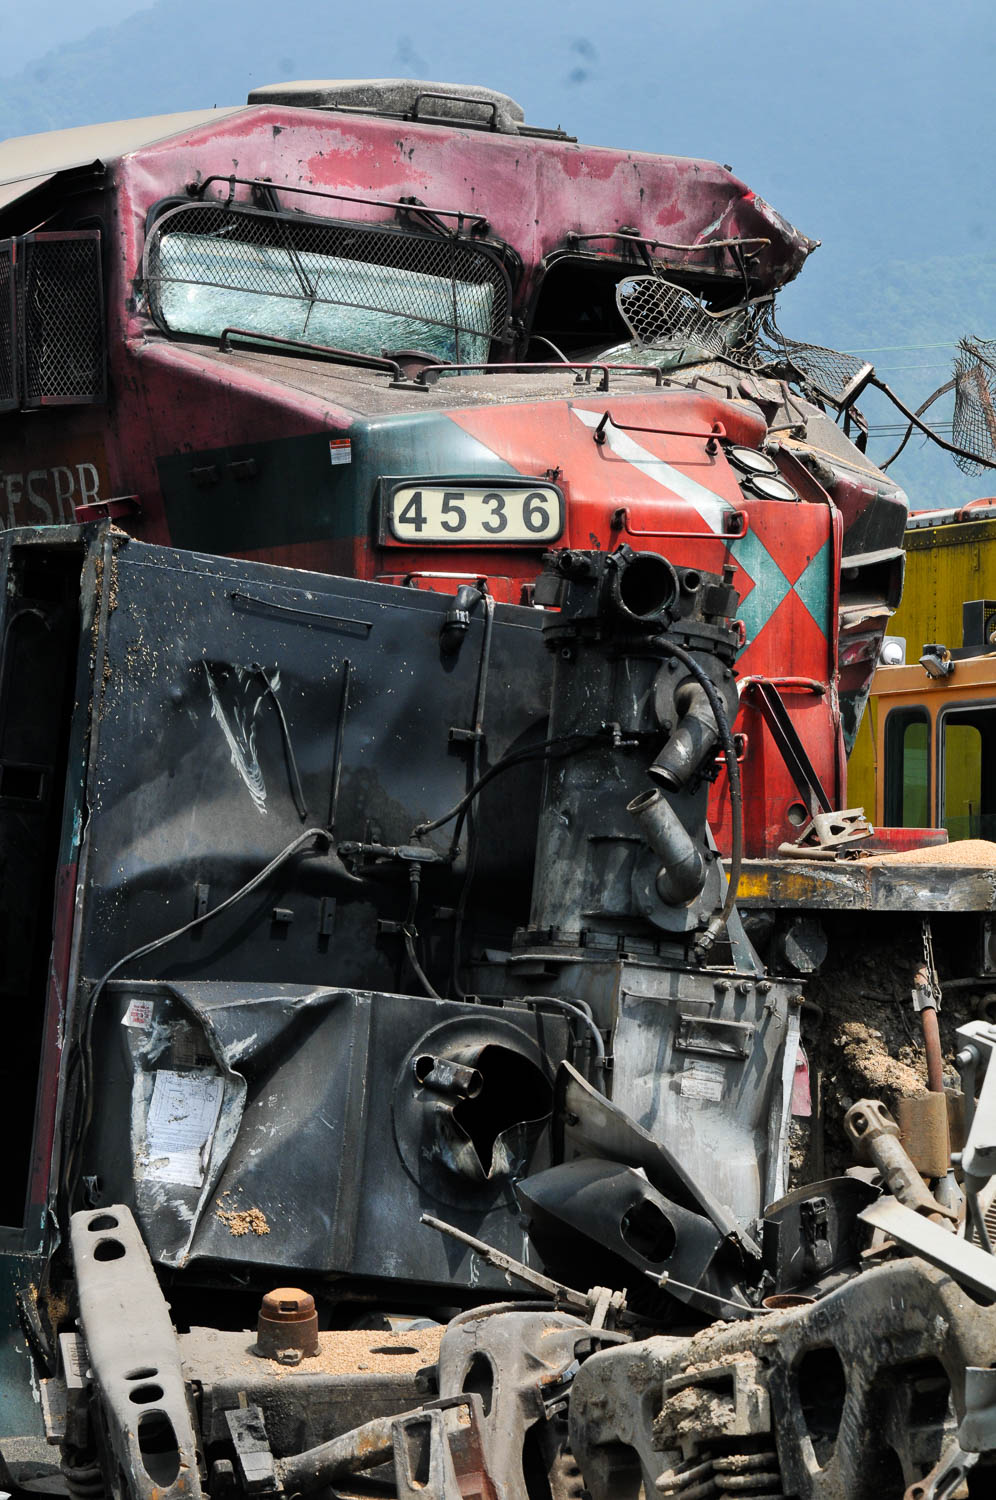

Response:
(615, 275), (872, 409)
(20, 232), (105, 405)
(145, 203), (510, 363)
(753, 309), (873, 407)
(0, 240), (17, 410)
(616, 276), (746, 361)
(953, 337), (996, 475)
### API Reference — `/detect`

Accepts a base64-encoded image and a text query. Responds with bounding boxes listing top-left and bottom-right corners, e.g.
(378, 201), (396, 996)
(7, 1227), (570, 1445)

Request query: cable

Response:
(450, 594), (494, 1001)
(61, 827), (335, 1210)
(840, 341), (960, 354)
(870, 375), (995, 471)
(402, 862), (442, 1001)
(642, 1270), (767, 1315)
(517, 995), (606, 1079)
(446, 1298), (558, 1326)
(410, 732), (597, 842)
(879, 378), (956, 471)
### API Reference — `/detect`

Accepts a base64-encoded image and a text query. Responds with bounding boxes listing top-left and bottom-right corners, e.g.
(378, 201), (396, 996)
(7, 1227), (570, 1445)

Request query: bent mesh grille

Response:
(615, 273), (872, 408)
(145, 203), (510, 364)
(616, 276), (737, 360)
(953, 337), (996, 475)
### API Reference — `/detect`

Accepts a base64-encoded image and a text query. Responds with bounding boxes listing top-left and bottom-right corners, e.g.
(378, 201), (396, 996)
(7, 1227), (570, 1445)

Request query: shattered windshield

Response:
(145, 203), (509, 364)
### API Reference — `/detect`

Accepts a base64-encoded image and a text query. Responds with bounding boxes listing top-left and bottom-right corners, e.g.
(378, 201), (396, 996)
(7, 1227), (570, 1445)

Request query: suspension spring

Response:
(656, 1448), (783, 1499)
(60, 1458), (106, 1500)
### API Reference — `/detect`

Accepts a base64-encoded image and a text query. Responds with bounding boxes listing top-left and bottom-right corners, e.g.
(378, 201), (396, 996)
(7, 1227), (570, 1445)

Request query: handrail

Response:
(192, 175), (489, 234)
(217, 327), (421, 386)
(593, 409), (726, 447)
(414, 360), (665, 390)
(739, 676), (826, 696)
(567, 229), (771, 255)
(611, 507), (748, 541)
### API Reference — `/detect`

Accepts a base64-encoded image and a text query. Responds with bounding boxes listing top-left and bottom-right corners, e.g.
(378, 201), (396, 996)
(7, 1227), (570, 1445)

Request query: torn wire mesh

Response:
(753, 308), (873, 409)
(615, 275), (872, 409)
(145, 203), (510, 365)
(616, 276), (760, 363)
(953, 337), (996, 475)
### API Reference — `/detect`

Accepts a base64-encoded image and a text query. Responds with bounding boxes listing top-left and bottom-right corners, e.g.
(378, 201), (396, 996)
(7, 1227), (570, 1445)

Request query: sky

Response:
(1, 0), (993, 507)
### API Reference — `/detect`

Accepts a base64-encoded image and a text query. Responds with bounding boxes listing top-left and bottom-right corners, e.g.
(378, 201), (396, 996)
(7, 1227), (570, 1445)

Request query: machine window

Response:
(940, 707), (996, 840)
(144, 203), (509, 364)
(883, 706), (930, 828)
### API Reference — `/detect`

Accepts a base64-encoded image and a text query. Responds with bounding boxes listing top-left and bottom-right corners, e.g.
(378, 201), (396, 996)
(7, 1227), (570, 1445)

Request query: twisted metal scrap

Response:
(616, 275), (870, 409)
(953, 336), (996, 474)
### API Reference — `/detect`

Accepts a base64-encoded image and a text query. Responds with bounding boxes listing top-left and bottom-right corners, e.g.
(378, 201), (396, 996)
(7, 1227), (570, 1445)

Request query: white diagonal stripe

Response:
(573, 406), (731, 534)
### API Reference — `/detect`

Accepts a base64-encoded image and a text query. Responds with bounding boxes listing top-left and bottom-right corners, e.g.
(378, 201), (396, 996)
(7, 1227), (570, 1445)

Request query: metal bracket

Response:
(800, 1195), (832, 1275)
(224, 1405), (278, 1494)
(743, 678), (834, 821)
(778, 808), (873, 857)
(69, 1204), (203, 1500)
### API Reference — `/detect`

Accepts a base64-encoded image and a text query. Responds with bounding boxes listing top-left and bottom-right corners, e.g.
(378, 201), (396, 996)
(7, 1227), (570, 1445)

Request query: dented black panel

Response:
(76, 538), (550, 992)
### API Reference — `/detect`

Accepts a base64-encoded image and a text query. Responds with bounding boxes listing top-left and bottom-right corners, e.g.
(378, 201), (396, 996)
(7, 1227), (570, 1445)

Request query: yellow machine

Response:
(849, 499), (996, 835)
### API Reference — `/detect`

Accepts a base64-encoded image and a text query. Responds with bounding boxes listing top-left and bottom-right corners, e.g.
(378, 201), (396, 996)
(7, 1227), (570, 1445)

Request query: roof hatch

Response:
(245, 78), (573, 138)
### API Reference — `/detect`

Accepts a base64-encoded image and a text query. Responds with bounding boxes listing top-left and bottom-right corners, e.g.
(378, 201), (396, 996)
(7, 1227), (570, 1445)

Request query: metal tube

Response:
(921, 1004), (946, 1094)
(276, 1415), (398, 1495)
(648, 681), (719, 791)
(627, 788), (706, 905)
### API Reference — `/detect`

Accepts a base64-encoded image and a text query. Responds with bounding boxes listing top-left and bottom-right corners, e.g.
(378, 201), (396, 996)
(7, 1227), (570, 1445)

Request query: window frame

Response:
(883, 703), (932, 829)
(937, 700), (996, 841)
(142, 198), (515, 365)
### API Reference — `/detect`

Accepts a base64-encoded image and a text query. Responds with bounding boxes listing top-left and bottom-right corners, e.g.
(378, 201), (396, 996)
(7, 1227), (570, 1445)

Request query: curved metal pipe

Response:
(627, 788), (706, 905)
(649, 680), (719, 791)
(276, 1414), (398, 1495)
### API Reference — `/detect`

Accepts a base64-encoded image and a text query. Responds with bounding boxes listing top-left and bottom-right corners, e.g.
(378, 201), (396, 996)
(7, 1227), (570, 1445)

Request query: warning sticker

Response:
(329, 438), (352, 466)
(142, 1068), (224, 1187)
(122, 998), (154, 1029)
(680, 1060), (726, 1102)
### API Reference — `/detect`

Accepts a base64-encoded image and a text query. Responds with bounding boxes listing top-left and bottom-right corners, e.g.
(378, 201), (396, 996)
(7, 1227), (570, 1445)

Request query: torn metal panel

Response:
(516, 1160), (749, 1321)
(86, 980), (571, 1286)
(859, 1198), (996, 1302)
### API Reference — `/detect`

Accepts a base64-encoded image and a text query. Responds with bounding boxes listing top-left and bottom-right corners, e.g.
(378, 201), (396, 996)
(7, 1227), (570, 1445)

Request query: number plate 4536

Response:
(384, 480), (564, 545)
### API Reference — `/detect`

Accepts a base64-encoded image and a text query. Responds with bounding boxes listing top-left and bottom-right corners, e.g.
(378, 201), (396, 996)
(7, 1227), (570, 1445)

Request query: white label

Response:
(329, 439), (352, 466)
(388, 484), (563, 544)
(680, 1060), (726, 1102)
(143, 1068), (224, 1186)
(122, 998), (155, 1029)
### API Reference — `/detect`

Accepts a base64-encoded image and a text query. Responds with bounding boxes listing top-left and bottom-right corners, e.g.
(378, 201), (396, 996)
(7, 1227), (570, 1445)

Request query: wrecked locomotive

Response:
(2, 79), (996, 1500)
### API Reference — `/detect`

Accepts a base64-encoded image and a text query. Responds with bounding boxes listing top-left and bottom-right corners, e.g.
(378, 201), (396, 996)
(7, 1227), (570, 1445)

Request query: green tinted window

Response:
(884, 708), (930, 828)
(940, 708), (996, 840)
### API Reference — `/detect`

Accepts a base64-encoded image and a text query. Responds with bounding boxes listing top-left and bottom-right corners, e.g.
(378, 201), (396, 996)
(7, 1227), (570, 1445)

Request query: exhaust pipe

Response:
(627, 788), (706, 905)
(649, 681), (719, 792)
